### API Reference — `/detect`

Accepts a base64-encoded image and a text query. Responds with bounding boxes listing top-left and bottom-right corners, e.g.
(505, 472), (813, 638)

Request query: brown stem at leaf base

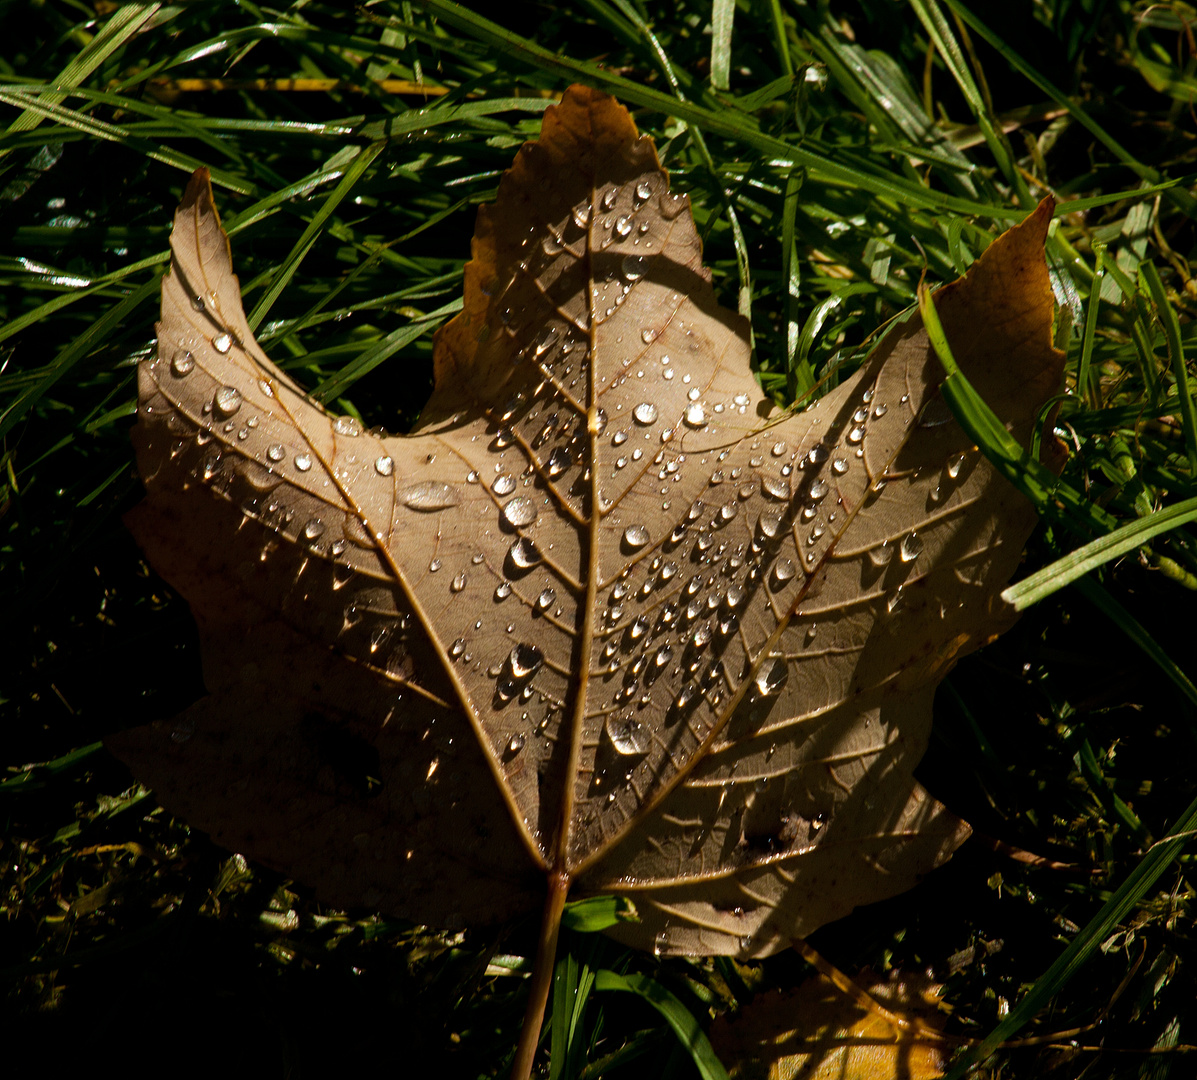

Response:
(509, 870), (571, 1080)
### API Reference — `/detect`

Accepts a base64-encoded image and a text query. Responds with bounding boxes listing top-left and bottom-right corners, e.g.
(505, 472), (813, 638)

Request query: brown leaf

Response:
(709, 969), (949, 1079)
(109, 85), (1064, 955)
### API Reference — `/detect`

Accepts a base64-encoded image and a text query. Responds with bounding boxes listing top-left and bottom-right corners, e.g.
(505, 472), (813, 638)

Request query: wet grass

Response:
(3, 1), (1197, 1076)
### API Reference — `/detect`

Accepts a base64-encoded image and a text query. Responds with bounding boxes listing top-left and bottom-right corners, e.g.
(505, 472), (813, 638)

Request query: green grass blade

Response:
(711, 0), (735, 90)
(1140, 260), (1197, 475)
(1002, 497), (1197, 610)
(941, 796), (1197, 1077)
(594, 970), (730, 1080)
(0, 3), (159, 155)
(246, 140), (387, 330)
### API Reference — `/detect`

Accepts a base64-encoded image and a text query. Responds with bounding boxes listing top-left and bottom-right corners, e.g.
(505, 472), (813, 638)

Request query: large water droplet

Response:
(847, 426), (864, 445)
(492, 473), (516, 496)
(757, 511), (783, 540)
(807, 445), (828, 466)
(333, 415), (362, 437)
(623, 524), (650, 549)
(506, 733), (526, 756)
(508, 642), (543, 679)
(899, 532), (923, 563)
(760, 476), (790, 501)
(622, 254), (647, 280)
(302, 518), (325, 541)
(683, 403), (706, 428)
(375, 455), (395, 477)
(772, 558), (796, 586)
(754, 656), (788, 697)
(633, 402), (658, 425)
(213, 332), (232, 354)
(400, 481), (460, 512)
(508, 536), (542, 569)
(450, 638), (466, 659)
(607, 715), (649, 756)
(170, 349), (194, 377)
(266, 443), (285, 463)
(294, 453), (312, 472)
(831, 458), (849, 476)
(615, 215), (633, 239)
(808, 479), (828, 501)
(502, 497), (538, 528)
(946, 452), (966, 479)
(547, 447), (571, 478)
(601, 187), (618, 211)
(868, 543), (894, 568)
(213, 385), (241, 418)
(451, 572), (467, 592)
(536, 587), (556, 611)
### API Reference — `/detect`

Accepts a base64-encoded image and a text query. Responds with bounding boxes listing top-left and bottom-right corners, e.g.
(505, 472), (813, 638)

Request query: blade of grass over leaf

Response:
(1002, 496), (1197, 609)
(710, 0), (735, 91)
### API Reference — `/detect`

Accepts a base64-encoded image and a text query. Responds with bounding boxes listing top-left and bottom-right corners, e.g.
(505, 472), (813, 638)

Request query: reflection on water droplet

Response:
(682, 402), (706, 428)
(547, 447), (571, 477)
(171, 349), (194, 377)
(947, 452), (966, 479)
(294, 453), (312, 472)
(508, 642), (543, 678)
(847, 426), (864, 445)
(451, 572), (467, 592)
(623, 524), (650, 549)
(429, 558), (442, 572)
(495, 581), (513, 601)
(719, 502), (738, 522)
(900, 532), (923, 563)
(607, 714), (649, 755)
(334, 415), (362, 437)
(213, 385), (241, 418)
(302, 518), (325, 541)
(636, 180), (652, 201)
(502, 497), (538, 528)
(761, 476), (790, 500)
(506, 733), (526, 756)
(509, 536), (541, 568)
(213, 332), (232, 354)
(400, 480), (460, 511)
(869, 543), (894, 568)
(808, 479), (828, 501)
(615, 215), (633, 239)
(622, 254), (647, 280)
(873, 403), (888, 418)
(772, 558), (796, 586)
(450, 638), (466, 658)
(831, 458), (849, 475)
(601, 187), (618, 211)
(807, 445), (828, 465)
(267, 443), (285, 463)
(536, 587), (555, 611)
(492, 473), (516, 495)
(755, 656), (788, 697)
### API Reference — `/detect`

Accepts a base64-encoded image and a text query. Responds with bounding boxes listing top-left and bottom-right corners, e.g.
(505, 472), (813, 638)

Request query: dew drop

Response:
(831, 458), (849, 475)
(772, 558), (796, 586)
(847, 426), (864, 445)
(947, 452), (967, 479)
(492, 473), (516, 496)
(899, 532), (924, 563)
(807, 445), (829, 466)
(302, 518), (325, 541)
(294, 453), (312, 472)
(451, 572), (467, 593)
(506, 733), (526, 756)
(873, 403), (888, 418)
(502, 497), (538, 528)
(635, 180), (652, 201)
(170, 349), (194, 377)
(623, 524), (650, 549)
(760, 476), (790, 501)
(615, 215), (633, 239)
(495, 581), (513, 601)
(267, 443), (285, 463)
(213, 385), (241, 418)
(375, 455), (395, 477)
(333, 415), (362, 437)
(213, 332), (232, 354)
(633, 402), (658, 425)
(808, 479), (829, 501)
(536, 587), (556, 611)
(757, 511), (783, 540)
(601, 187), (618, 211)
(400, 481), (460, 511)
(719, 502), (738, 522)
(606, 715), (649, 756)
(450, 638), (466, 658)
(508, 536), (542, 568)
(547, 447), (571, 477)
(429, 558), (442, 572)
(622, 254), (647, 280)
(868, 543), (894, 568)
(508, 642), (544, 679)
(754, 656), (788, 697)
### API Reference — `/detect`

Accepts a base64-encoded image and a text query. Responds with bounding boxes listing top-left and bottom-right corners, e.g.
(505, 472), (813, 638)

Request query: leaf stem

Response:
(510, 870), (571, 1080)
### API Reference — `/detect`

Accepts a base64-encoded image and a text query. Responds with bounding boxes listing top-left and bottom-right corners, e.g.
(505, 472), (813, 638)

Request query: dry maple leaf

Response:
(110, 84), (1063, 1064)
(710, 968), (949, 1080)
